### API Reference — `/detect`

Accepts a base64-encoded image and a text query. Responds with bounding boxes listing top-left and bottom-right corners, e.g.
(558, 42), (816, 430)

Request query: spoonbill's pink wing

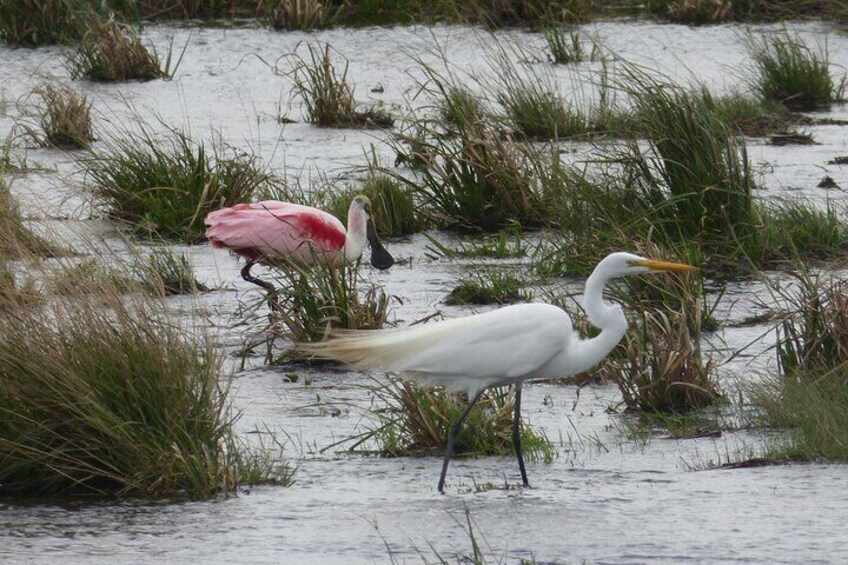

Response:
(205, 201), (347, 264)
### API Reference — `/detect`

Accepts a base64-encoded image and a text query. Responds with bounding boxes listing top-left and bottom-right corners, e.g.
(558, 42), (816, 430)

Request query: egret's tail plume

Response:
(297, 321), (467, 373)
(298, 331), (387, 368)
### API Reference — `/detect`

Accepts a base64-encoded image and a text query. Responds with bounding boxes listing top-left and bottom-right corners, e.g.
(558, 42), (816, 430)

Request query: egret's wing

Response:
(302, 303), (571, 395)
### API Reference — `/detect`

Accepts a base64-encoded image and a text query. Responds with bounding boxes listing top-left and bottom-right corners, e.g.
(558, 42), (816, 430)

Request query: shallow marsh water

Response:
(2, 18), (848, 564)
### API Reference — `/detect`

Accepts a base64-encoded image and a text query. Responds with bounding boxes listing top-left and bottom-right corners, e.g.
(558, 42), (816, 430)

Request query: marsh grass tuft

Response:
(439, 86), (489, 132)
(544, 26), (593, 64)
(262, 260), (392, 362)
(492, 48), (595, 140)
(0, 0), (96, 45)
(607, 309), (720, 413)
(21, 83), (95, 149)
(352, 379), (554, 463)
(391, 122), (558, 232)
(445, 268), (532, 306)
(760, 199), (848, 262)
(748, 270), (848, 460)
(289, 43), (393, 128)
(66, 15), (173, 82)
(748, 30), (844, 111)
(48, 258), (136, 295)
(0, 271), (289, 498)
(83, 124), (281, 241)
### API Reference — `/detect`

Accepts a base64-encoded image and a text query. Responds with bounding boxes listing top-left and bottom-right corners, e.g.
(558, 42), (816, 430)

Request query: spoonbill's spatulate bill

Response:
(205, 195), (393, 291)
(300, 252), (696, 492)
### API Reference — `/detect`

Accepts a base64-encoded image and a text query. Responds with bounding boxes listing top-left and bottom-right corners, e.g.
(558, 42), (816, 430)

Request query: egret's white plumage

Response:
(300, 251), (696, 492)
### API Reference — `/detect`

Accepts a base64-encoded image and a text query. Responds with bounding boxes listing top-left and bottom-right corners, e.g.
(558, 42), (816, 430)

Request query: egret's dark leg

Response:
(240, 261), (275, 293)
(438, 389), (485, 494)
(513, 382), (529, 487)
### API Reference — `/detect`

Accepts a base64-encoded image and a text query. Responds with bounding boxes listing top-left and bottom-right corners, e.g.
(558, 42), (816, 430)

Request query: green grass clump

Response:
(0, 0), (94, 45)
(392, 122), (558, 232)
(355, 379), (554, 463)
(66, 16), (173, 82)
(83, 125), (281, 242)
(23, 83), (95, 149)
(289, 43), (393, 128)
(438, 86), (488, 133)
(748, 31), (844, 111)
(606, 308), (720, 413)
(262, 260), (391, 362)
(325, 174), (426, 238)
(706, 89), (792, 137)
(0, 276), (288, 498)
(760, 200), (848, 262)
(491, 48), (598, 140)
(445, 269), (532, 306)
(48, 258), (136, 295)
(748, 272), (848, 460)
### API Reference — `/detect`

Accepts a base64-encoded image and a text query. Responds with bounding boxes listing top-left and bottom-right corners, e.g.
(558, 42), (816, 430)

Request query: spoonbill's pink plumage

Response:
(205, 195), (393, 291)
(205, 201), (348, 264)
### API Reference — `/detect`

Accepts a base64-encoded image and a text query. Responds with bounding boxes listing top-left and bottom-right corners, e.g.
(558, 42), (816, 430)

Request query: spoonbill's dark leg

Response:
(240, 260), (275, 293)
(513, 382), (530, 487)
(438, 389), (485, 494)
(241, 261), (283, 320)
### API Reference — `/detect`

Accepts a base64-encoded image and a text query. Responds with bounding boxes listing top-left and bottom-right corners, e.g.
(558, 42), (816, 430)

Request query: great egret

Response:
(205, 195), (394, 291)
(300, 252), (695, 492)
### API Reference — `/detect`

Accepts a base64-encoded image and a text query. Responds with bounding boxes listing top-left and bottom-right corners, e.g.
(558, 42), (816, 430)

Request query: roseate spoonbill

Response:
(205, 195), (394, 291)
(300, 252), (695, 492)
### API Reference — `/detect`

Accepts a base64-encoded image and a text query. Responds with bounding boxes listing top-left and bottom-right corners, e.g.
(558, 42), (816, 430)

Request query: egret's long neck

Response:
(344, 209), (368, 262)
(571, 268), (628, 373)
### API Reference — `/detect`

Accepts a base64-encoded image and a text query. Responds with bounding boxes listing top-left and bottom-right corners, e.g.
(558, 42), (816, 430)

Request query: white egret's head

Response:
(597, 252), (696, 278)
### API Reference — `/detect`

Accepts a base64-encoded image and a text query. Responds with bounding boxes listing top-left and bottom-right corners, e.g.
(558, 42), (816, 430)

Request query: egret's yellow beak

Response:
(638, 259), (697, 273)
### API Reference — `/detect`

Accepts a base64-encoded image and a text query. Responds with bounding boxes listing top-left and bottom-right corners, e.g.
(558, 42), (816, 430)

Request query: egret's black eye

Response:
(364, 203), (371, 214)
